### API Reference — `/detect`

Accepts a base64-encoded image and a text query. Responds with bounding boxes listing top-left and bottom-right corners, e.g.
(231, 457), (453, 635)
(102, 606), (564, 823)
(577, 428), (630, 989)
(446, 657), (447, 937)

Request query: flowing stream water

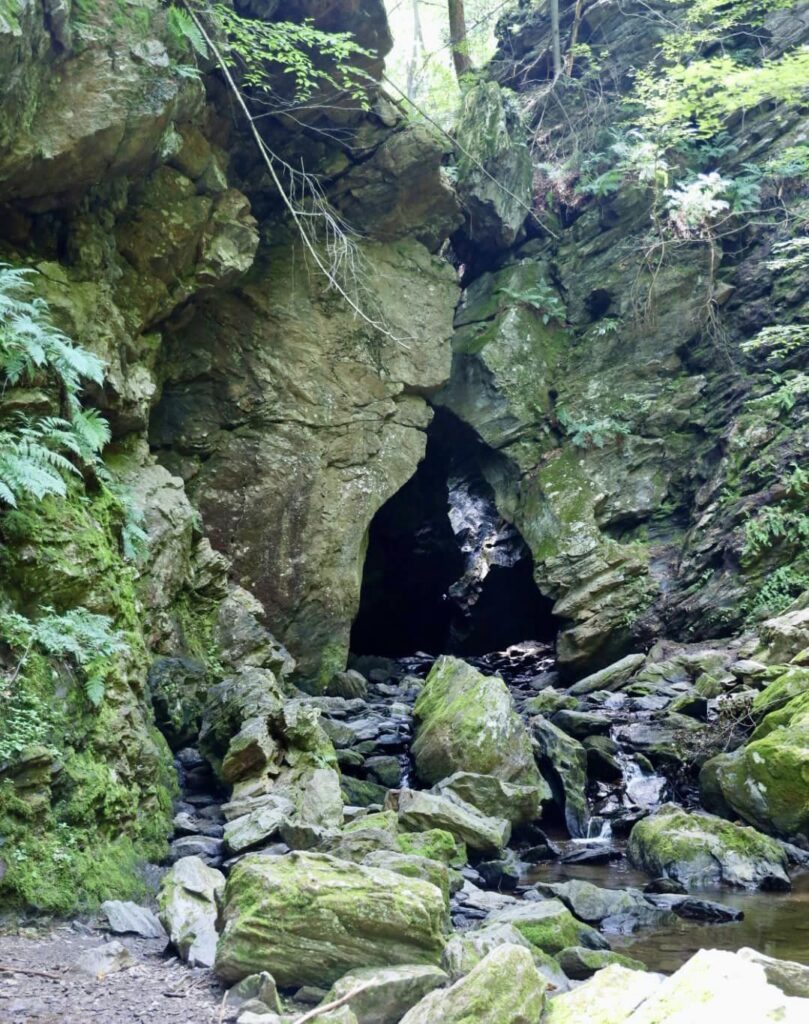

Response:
(352, 643), (809, 975)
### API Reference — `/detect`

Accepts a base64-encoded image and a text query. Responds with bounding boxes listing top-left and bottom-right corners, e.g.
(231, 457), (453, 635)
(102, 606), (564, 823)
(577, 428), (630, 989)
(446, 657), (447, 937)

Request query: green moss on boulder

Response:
(214, 852), (448, 986)
(399, 944), (547, 1024)
(412, 656), (541, 787)
(701, 690), (809, 841)
(627, 804), (790, 890)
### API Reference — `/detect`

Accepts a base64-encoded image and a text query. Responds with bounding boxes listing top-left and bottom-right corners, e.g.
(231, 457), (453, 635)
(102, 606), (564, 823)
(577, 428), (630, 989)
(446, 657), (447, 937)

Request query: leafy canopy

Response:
(166, 1), (375, 106)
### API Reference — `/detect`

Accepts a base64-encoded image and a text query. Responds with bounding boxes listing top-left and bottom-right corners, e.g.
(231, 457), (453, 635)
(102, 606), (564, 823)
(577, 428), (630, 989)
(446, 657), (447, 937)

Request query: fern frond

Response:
(166, 5), (209, 58)
(0, 479), (17, 506)
(70, 407), (111, 454)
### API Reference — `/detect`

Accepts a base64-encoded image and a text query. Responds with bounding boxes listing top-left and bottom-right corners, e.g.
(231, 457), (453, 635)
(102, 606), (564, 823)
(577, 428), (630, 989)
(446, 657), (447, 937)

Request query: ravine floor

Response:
(0, 925), (226, 1024)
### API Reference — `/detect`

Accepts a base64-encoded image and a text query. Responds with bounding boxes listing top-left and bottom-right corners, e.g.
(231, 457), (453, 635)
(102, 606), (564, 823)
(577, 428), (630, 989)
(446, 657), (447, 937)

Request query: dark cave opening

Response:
(350, 409), (557, 658)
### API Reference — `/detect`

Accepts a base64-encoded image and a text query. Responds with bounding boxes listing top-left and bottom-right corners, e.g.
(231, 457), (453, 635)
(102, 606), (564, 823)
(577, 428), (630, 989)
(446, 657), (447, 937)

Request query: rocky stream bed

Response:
(5, 602), (809, 1023)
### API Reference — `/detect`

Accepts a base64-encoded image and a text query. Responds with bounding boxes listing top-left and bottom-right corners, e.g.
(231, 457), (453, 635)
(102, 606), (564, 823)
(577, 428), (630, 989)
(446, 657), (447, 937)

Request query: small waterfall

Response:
(621, 754), (667, 809)
(569, 816), (613, 845)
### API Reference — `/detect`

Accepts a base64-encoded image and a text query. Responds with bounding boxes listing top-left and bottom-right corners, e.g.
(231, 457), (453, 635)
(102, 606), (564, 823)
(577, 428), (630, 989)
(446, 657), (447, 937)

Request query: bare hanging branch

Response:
(181, 2), (407, 345)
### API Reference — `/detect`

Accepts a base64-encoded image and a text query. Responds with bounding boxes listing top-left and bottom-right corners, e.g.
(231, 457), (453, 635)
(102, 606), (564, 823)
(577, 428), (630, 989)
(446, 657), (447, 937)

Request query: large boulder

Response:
(529, 715), (589, 837)
(393, 788), (510, 856)
(626, 948), (809, 1023)
(533, 879), (673, 930)
(214, 852), (447, 986)
(332, 123), (463, 251)
(433, 771), (550, 826)
(542, 963), (663, 1023)
(701, 690), (809, 842)
(453, 82), (533, 253)
(487, 899), (609, 955)
(362, 851), (453, 905)
(157, 856), (224, 968)
(323, 964), (449, 1024)
(751, 667), (809, 717)
(568, 654), (646, 696)
(756, 602), (809, 664)
(151, 239), (456, 688)
(555, 946), (647, 981)
(398, 944), (547, 1024)
(627, 804), (790, 890)
(441, 922), (569, 991)
(412, 656), (540, 787)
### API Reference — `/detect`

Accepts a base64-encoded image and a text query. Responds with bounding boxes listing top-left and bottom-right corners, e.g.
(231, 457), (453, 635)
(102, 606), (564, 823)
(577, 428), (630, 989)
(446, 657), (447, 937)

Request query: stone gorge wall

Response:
(0, 0), (807, 912)
(0, 0), (458, 907)
(436, 0), (809, 673)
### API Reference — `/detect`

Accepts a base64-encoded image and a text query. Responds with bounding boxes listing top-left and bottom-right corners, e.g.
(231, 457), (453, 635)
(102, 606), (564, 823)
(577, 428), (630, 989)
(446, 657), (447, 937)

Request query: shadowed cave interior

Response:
(350, 408), (557, 658)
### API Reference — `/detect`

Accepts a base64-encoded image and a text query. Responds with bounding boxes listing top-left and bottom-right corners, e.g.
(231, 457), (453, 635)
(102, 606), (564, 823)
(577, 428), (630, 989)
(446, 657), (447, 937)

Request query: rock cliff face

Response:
(436, 1), (809, 673)
(0, 0), (806, 913)
(0, 0), (458, 907)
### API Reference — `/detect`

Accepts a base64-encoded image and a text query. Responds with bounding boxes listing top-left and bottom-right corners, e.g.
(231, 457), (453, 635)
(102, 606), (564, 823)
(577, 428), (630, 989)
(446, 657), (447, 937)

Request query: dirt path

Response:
(0, 924), (227, 1024)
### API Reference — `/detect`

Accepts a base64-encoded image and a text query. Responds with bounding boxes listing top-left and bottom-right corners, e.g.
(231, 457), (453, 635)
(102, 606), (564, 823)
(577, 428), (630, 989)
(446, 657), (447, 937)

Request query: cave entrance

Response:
(350, 409), (557, 658)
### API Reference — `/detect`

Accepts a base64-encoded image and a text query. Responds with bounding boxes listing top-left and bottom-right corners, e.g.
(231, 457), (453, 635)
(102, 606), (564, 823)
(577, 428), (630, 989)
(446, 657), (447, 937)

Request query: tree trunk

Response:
(550, 0), (562, 80)
(447, 0), (472, 81)
(406, 0), (426, 101)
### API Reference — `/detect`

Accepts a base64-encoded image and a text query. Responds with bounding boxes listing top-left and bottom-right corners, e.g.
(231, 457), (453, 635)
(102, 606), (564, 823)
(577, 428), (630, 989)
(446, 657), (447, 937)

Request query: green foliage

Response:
(496, 281), (566, 324)
(556, 408), (631, 448)
(741, 324), (809, 361)
(0, 264), (110, 508)
(165, 4), (208, 57)
(763, 144), (809, 182)
(767, 237), (809, 274)
(744, 565), (809, 621)
(0, 607), (126, 707)
(742, 505), (809, 561)
(589, 317), (621, 338)
(0, 266), (104, 392)
(0, 675), (54, 764)
(200, 3), (374, 106)
(634, 48), (809, 144)
(748, 371), (809, 415)
(577, 130), (669, 196)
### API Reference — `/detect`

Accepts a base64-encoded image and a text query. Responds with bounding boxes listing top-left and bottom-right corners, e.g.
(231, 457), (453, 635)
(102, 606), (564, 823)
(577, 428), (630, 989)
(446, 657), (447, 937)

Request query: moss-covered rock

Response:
(214, 852), (448, 986)
(441, 922), (569, 992)
(489, 899), (609, 956)
(542, 964), (663, 1024)
(323, 963), (449, 1024)
(700, 690), (809, 841)
(433, 770), (550, 826)
(396, 828), (467, 868)
(627, 804), (790, 890)
(529, 715), (589, 837)
(394, 788), (510, 856)
(412, 656), (541, 787)
(555, 946), (647, 981)
(453, 82), (533, 254)
(362, 850), (453, 905)
(0, 480), (179, 912)
(399, 944), (547, 1024)
(152, 239), (456, 689)
(751, 666), (809, 717)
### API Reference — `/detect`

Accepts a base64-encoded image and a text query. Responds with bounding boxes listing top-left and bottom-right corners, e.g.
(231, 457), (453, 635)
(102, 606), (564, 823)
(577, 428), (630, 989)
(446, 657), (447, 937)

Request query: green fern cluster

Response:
(0, 607), (126, 707)
(0, 264), (111, 507)
(557, 407), (631, 449)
